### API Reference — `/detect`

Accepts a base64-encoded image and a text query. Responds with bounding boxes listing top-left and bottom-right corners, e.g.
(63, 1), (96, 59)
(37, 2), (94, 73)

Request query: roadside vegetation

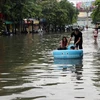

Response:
(91, 0), (100, 24)
(0, 0), (79, 34)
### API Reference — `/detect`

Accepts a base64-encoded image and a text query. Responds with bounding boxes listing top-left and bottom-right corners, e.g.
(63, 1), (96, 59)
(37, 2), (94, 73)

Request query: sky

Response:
(68, 0), (95, 6)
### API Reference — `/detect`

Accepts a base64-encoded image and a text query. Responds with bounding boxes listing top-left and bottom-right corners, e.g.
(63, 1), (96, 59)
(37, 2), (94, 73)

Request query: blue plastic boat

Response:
(53, 44), (83, 59)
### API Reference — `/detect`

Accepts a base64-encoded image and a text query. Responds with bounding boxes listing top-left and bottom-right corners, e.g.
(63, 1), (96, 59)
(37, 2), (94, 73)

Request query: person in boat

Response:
(68, 28), (83, 49)
(70, 46), (75, 50)
(58, 36), (68, 50)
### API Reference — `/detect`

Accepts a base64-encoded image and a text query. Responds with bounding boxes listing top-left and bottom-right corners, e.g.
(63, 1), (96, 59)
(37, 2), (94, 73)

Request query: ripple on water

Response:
(0, 30), (100, 100)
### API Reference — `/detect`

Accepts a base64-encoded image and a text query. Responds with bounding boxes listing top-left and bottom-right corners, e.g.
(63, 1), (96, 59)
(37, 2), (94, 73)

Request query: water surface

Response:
(0, 28), (100, 100)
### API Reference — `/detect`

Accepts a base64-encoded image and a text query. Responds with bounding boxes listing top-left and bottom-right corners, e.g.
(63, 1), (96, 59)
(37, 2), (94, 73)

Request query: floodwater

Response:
(0, 28), (100, 100)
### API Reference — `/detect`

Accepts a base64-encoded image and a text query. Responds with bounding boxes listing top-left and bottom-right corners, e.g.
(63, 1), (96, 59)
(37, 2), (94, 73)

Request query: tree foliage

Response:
(38, 0), (78, 26)
(0, 0), (78, 27)
(91, 0), (100, 23)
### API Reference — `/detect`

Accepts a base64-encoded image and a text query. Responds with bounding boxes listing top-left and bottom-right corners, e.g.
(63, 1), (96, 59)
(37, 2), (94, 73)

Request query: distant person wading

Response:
(93, 28), (98, 43)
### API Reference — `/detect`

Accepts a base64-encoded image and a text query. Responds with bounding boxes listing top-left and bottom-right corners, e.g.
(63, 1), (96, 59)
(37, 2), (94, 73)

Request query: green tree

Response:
(91, 0), (100, 23)
(0, 0), (78, 33)
(59, 0), (78, 24)
(0, 0), (42, 33)
(39, 0), (78, 32)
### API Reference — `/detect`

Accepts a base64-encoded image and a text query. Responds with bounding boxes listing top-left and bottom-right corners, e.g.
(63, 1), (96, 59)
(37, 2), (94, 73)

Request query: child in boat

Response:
(70, 46), (75, 50)
(58, 36), (68, 50)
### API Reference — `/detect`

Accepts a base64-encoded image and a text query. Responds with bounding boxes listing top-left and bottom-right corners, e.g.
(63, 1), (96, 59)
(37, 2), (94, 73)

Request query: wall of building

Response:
(77, 11), (93, 26)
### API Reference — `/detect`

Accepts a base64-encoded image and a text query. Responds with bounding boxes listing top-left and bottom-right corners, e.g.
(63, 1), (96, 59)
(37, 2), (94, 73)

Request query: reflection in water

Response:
(54, 58), (82, 65)
(54, 58), (83, 80)
(92, 43), (100, 89)
(93, 42), (99, 51)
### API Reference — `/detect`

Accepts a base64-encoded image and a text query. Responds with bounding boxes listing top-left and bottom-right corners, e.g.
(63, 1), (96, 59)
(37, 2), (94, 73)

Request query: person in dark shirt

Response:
(68, 28), (83, 49)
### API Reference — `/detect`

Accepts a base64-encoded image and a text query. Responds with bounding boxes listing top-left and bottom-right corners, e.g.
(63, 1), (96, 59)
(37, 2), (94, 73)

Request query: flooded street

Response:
(0, 28), (100, 100)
